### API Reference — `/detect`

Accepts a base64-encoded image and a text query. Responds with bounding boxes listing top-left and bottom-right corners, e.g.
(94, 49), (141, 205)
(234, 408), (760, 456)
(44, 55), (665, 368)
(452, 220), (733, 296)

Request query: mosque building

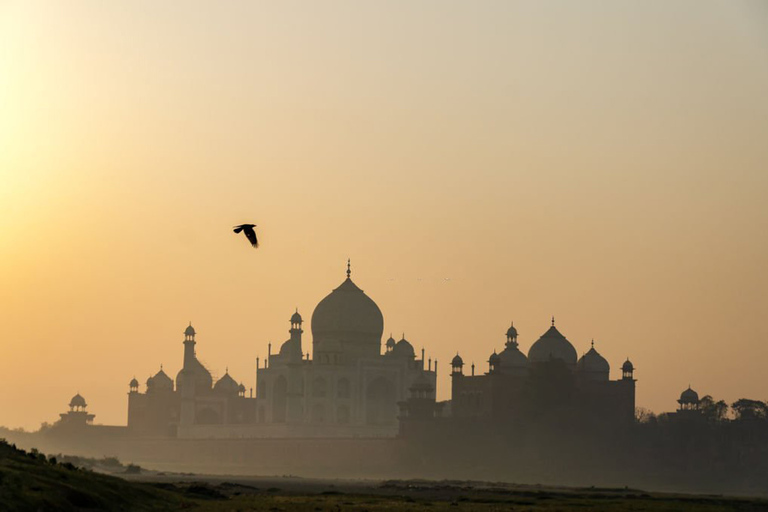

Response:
(400, 319), (636, 430)
(126, 262), (436, 438)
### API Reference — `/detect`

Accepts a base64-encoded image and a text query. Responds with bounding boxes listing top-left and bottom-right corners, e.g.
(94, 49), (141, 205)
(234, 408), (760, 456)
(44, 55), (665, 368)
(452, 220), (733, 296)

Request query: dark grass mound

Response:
(0, 440), (189, 511)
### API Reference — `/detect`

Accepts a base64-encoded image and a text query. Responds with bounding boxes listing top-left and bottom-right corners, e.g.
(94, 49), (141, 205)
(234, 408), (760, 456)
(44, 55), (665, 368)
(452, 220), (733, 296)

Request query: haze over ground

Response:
(1, 1), (767, 430)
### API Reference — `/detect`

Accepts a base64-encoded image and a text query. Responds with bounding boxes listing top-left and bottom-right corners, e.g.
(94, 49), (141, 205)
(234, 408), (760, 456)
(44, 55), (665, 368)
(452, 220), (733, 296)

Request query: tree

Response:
(635, 407), (656, 424)
(731, 399), (768, 421)
(699, 395), (728, 422)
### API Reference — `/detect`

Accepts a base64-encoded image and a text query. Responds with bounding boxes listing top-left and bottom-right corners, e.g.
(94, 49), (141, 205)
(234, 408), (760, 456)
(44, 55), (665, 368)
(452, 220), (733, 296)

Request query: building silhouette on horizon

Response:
(127, 262), (435, 438)
(64, 262), (637, 439)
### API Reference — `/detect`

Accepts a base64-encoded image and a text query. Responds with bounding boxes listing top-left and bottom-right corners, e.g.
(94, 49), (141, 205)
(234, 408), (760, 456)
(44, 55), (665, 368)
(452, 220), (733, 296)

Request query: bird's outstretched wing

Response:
(233, 226), (244, 234)
(243, 226), (259, 248)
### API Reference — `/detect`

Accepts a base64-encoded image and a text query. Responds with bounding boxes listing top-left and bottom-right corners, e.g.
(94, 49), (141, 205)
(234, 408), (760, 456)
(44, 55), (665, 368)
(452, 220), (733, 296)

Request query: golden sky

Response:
(1, 1), (767, 430)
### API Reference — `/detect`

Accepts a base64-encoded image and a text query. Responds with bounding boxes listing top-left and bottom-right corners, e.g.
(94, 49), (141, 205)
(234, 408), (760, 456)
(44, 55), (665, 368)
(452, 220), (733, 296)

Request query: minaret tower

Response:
(287, 309), (304, 361)
(179, 322), (197, 427)
(183, 322), (196, 369)
(506, 321), (518, 347)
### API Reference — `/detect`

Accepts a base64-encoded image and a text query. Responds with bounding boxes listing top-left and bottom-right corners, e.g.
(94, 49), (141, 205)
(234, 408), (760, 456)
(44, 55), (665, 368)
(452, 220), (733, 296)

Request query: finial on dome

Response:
(591, 339), (594, 348)
(226, 366), (229, 374)
(160, 363), (163, 370)
(346, 259), (351, 278)
(551, 316), (555, 327)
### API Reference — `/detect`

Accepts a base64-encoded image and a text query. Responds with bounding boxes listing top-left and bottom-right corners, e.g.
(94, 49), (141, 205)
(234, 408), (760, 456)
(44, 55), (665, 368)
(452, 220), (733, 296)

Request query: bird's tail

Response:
(233, 227), (243, 233)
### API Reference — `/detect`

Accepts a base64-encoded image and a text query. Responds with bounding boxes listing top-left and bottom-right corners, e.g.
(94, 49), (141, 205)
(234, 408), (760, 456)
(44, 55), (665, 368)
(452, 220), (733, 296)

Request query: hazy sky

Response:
(1, 1), (767, 430)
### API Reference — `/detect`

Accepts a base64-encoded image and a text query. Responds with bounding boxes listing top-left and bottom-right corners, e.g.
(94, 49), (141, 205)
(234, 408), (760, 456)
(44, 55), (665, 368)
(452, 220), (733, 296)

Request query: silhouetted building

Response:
(664, 385), (706, 422)
(126, 263), (436, 438)
(677, 386), (700, 412)
(58, 393), (95, 428)
(399, 319), (635, 438)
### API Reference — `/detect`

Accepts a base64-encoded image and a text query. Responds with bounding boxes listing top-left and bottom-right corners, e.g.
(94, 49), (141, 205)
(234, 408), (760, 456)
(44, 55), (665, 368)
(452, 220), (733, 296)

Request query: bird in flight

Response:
(233, 224), (258, 248)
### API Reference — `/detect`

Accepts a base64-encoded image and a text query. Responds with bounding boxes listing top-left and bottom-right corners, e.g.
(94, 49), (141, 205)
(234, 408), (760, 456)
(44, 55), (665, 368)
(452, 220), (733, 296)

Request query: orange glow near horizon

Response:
(1, 1), (767, 430)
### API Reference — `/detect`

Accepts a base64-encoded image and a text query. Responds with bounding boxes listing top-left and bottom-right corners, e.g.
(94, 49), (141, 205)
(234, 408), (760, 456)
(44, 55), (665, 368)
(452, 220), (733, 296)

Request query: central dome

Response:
(528, 325), (578, 366)
(311, 276), (384, 358)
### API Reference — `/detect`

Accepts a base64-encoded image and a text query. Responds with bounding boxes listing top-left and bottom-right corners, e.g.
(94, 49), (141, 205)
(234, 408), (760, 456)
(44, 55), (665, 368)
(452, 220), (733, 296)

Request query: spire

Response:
(346, 258), (351, 278)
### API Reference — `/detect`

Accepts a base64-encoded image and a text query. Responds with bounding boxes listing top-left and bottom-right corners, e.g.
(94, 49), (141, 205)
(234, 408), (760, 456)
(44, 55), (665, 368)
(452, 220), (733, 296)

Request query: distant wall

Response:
(177, 422), (396, 439)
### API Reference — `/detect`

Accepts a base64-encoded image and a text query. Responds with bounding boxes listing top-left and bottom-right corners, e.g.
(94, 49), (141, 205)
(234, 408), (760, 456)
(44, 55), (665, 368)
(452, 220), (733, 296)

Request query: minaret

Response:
(288, 309), (304, 361)
(183, 322), (196, 369)
(451, 353), (464, 418)
(506, 321), (518, 347)
(451, 353), (464, 376)
(179, 323), (197, 428)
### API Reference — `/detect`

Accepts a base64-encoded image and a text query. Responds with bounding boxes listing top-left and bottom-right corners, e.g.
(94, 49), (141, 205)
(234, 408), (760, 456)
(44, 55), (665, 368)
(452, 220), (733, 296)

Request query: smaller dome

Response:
(279, 339), (291, 355)
(622, 359), (634, 372)
(498, 344), (528, 369)
(290, 310), (303, 324)
(185, 323), (196, 336)
(506, 323), (518, 339)
(69, 393), (87, 408)
(577, 345), (610, 374)
(392, 337), (415, 358)
(386, 335), (396, 349)
(149, 367), (174, 392)
(238, 383), (246, 393)
(176, 358), (213, 393)
(489, 351), (501, 365)
(452, 353), (464, 366)
(214, 371), (240, 395)
(129, 377), (139, 388)
(679, 386), (699, 404)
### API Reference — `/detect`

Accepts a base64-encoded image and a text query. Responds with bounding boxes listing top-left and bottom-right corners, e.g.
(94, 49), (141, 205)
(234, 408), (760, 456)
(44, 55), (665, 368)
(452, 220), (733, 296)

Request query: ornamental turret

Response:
(451, 353), (464, 376)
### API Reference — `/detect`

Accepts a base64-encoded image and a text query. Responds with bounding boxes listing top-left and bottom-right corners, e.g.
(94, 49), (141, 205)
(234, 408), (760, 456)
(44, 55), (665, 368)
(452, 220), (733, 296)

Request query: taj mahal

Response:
(117, 261), (636, 440)
(127, 262), (436, 439)
(29, 262), (767, 496)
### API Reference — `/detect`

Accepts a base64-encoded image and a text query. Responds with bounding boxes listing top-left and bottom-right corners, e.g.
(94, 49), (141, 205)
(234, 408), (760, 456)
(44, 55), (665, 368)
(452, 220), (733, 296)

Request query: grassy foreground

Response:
(145, 480), (768, 512)
(0, 440), (185, 511)
(2, 439), (767, 511)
